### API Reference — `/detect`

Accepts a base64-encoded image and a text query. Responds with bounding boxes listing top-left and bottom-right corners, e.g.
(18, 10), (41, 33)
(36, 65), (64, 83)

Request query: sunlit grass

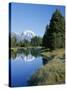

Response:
(41, 48), (65, 61)
(28, 48), (65, 85)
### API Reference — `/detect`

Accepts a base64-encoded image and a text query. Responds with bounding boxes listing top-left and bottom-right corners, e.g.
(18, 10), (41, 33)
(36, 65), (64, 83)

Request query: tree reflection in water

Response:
(11, 48), (48, 65)
(11, 50), (17, 59)
(11, 48), (41, 60)
(42, 58), (48, 65)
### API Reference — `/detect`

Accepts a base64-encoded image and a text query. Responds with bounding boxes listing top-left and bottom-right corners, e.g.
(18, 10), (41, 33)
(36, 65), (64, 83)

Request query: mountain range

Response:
(11, 30), (36, 41)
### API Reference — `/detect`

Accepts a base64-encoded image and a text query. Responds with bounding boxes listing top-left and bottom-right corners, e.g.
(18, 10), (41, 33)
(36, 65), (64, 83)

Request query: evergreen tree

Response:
(42, 9), (65, 49)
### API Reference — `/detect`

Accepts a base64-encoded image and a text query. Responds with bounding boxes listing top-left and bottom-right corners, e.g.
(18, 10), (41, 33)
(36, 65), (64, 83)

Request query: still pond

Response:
(10, 48), (48, 87)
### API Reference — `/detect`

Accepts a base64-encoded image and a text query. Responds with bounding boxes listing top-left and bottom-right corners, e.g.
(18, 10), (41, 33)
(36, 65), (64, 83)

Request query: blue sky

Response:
(10, 3), (65, 37)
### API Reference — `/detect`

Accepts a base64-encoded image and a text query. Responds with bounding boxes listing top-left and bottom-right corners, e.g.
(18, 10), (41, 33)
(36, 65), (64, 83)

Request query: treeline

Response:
(11, 36), (42, 47)
(11, 9), (65, 49)
(42, 9), (65, 50)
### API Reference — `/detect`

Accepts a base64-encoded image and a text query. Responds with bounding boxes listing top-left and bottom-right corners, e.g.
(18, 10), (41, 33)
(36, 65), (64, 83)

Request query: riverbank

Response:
(28, 48), (65, 85)
(10, 46), (43, 51)
(11, 46), (43, 49)
(41, 48), (65, 62)
(10, 46), (43, 54)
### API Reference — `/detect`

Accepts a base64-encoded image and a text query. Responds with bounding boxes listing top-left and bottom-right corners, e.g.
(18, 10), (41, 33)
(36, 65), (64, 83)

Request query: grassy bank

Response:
(28, 48), (65, 85)
(10, 46), (42, 49)
(41, 48), (65, 62)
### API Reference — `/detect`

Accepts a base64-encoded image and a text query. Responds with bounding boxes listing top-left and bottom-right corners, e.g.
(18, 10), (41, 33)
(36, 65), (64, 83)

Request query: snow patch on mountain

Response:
(11, 30), (36, 41)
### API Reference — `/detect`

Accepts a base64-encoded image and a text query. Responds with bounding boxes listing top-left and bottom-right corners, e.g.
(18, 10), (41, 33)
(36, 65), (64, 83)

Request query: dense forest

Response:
(42, 9), (65, 50)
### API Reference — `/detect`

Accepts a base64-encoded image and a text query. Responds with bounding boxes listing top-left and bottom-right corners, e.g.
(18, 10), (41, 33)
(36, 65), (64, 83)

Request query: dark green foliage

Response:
(42, 9), (65, 49)
(31, 36), (42, 46)
(23, 40), (30, 47)
(11, 35), (42, 47)
(11, 36), (17, 47)
(17, 41), (25, 47)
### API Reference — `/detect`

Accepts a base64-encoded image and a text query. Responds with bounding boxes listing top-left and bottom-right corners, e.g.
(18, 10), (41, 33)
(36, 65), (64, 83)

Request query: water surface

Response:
(10, 48), (47, 87)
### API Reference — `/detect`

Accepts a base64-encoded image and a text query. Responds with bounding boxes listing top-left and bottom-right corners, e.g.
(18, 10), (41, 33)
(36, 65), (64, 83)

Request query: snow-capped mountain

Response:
(21, 30), (36, 41)
(11, 30), (36, 41)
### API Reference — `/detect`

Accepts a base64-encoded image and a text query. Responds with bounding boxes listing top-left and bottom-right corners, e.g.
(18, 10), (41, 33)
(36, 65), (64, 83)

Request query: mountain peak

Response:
(24, 30), (36, 37)
(11, 30), (36, 41)
(22, 30), (36, 41)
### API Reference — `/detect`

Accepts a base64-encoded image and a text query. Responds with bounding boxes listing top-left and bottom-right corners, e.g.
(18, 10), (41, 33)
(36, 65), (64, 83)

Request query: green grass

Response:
(11, 48), (18, 53)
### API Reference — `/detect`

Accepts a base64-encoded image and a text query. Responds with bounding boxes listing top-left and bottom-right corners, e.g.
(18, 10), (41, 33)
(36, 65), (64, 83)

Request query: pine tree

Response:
(42, 9), (65, 49)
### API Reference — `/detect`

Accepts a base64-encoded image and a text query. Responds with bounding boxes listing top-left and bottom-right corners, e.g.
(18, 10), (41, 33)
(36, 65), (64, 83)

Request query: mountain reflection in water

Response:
(10, 48), (48, 87)
(21, 53), (35, 62)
